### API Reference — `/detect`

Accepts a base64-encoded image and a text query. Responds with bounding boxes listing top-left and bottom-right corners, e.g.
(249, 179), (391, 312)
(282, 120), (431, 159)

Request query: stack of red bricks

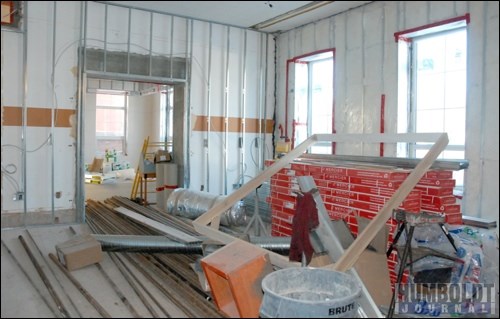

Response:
(265, 159), (462, 285)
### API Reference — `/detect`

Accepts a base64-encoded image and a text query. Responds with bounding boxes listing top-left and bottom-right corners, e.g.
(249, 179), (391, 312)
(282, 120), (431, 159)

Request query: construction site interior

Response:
(1, 1), (499, 318)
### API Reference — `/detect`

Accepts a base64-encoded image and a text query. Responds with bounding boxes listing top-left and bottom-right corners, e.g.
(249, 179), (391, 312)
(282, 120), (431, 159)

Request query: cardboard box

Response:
(55, 234), (102, 271)
(155, 150), (171, 163)
(89, 157), (104, 173)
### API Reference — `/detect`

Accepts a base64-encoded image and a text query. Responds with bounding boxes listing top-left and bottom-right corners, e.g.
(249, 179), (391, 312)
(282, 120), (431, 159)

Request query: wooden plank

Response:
(193, 133), (448, 272)
(328, 133), (449, 272)
(114, 207), (201, 244)
(193, 133), (442, 228)
(193, 134), (318, 226)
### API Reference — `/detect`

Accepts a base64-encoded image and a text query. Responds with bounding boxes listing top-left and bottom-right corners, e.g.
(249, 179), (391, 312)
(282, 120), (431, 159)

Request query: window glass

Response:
(95, 93), (127, 154)
(399, 25), (467, 190)
(292, 50), (334, 154)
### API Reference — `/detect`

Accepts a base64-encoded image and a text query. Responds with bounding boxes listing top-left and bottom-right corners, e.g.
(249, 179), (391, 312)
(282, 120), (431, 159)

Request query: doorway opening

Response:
(83, 78), (180, 204)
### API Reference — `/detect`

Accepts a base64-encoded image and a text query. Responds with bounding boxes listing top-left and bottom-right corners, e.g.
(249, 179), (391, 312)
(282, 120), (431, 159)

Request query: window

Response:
(397, 17), (468, 190)
(95, 92), (127, 155)
(291, 50), (334, 154)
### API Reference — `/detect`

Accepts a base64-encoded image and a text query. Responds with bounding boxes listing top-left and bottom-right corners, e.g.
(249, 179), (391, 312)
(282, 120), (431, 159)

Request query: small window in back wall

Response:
(95, 92), (127, 156)
(396, 17), (468, 191)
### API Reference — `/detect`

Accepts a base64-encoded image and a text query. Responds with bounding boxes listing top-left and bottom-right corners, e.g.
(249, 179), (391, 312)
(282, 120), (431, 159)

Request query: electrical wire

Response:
(1, 8), (18, 20)
(2, 163), (17, 174)
(1, 134), (52, 153)
(1, 165), (20, 192)
(250, 136), (271, 168)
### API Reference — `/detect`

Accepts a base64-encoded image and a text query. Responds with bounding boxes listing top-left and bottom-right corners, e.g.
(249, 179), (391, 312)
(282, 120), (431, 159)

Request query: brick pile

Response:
(265, 159), (462, 285)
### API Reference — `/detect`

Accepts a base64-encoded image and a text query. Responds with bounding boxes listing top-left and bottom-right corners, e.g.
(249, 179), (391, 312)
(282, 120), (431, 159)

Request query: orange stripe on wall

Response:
(192, 115), (274, 133)
(2, 106), (75, 127)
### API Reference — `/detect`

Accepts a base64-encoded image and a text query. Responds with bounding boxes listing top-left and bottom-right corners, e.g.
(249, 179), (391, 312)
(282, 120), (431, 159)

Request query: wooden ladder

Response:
(130, 136), (150, 201)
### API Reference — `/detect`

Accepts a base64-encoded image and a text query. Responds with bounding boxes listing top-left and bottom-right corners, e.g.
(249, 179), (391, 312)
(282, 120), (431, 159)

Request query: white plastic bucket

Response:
(260, 267), (361, 318)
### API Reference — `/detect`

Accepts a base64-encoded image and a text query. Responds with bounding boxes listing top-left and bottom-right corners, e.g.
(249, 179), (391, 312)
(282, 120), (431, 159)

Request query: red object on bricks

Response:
(289, 191), (319, 265)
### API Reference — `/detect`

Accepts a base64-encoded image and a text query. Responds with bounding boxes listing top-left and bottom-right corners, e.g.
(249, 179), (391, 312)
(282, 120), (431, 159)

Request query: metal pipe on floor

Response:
(18, 235), (71, 318)
(92, 234), (290, 254)
(94, 234), (203, 253)
(1, 240), (59, 318)
(108, 252), (161, 318)
(26, 229), (82, 317)
(48, 253), (111, 318)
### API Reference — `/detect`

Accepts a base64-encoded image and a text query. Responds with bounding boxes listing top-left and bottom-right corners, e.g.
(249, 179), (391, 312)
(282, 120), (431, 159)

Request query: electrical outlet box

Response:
(13, 192), (24, 201)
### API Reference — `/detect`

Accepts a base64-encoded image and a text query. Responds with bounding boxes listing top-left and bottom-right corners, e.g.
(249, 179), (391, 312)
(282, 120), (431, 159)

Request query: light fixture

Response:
(251, 1), (334, 30)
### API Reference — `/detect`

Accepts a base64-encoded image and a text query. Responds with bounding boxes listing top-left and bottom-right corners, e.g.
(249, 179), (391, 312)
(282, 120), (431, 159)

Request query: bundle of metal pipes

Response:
(85, 197), (226, 318)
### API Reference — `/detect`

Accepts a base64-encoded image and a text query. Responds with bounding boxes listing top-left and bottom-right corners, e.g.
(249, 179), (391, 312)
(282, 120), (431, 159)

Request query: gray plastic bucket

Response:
(260, 267), (361, 318)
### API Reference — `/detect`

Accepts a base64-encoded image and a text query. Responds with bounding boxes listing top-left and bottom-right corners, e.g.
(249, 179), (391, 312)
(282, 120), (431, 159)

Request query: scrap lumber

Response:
(85, 198), (224, 317)
(193, 133), (447, 272)
(114, 206), (201, 243)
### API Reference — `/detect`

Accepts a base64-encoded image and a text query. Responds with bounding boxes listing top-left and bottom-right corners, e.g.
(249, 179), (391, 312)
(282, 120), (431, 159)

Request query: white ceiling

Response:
(104, 1), (372, 33)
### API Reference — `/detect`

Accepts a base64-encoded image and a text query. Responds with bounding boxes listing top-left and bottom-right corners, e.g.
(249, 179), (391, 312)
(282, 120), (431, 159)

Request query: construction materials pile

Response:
(265, 159), (463, 286)
(86, 196), (226, 318)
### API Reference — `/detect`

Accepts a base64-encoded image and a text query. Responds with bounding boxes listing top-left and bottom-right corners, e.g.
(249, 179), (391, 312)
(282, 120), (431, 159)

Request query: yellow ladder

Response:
(130, 136), (150, 200)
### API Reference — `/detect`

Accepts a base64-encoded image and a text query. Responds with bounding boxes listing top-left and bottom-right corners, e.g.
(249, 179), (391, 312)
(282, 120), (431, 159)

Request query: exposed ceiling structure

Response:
(104, 1), (373, 33)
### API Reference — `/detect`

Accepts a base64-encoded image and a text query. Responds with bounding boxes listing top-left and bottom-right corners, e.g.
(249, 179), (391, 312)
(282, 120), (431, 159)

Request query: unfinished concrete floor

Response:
(1, 223), (209, 318)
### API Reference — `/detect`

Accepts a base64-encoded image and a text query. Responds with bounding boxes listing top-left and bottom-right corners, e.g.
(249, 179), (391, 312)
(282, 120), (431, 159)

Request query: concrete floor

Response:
(1, 224), (189, 318)
(1, 179), (189, 318)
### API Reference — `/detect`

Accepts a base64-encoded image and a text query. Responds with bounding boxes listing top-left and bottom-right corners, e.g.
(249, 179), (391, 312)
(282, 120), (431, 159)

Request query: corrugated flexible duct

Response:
(166, 188), (247, 227)
(92, 234), (291, 255)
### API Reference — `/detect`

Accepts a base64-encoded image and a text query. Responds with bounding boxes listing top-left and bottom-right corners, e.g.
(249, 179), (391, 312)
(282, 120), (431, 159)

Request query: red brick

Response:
(421, 203), (461, 214)
(421, 195), (456, 206)
(324, 174), (350, 182)
(417, 178), (456, 187)
(331, 189), (358, 199)
(321, 166), (349, 175)
(445, 213), (463, 225)
(424, 170), (454, 179)
(415, 186), (454, 196)
(346, 167), (410, 180)
(349, 176), (403, 189)
(290, 163), (307, 172)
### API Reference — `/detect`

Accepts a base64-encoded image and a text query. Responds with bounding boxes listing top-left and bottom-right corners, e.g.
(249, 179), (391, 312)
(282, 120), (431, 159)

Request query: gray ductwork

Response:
(92, 234), (291, 255)
(166, 188), (248, 227)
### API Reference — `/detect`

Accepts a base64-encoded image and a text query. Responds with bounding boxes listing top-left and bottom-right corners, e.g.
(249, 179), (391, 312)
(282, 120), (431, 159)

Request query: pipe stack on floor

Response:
(86, 196), (225, 318)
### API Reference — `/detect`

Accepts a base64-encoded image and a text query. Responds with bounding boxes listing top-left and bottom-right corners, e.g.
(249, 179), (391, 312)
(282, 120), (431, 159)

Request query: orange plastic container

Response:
(201, 240), (274, 318)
